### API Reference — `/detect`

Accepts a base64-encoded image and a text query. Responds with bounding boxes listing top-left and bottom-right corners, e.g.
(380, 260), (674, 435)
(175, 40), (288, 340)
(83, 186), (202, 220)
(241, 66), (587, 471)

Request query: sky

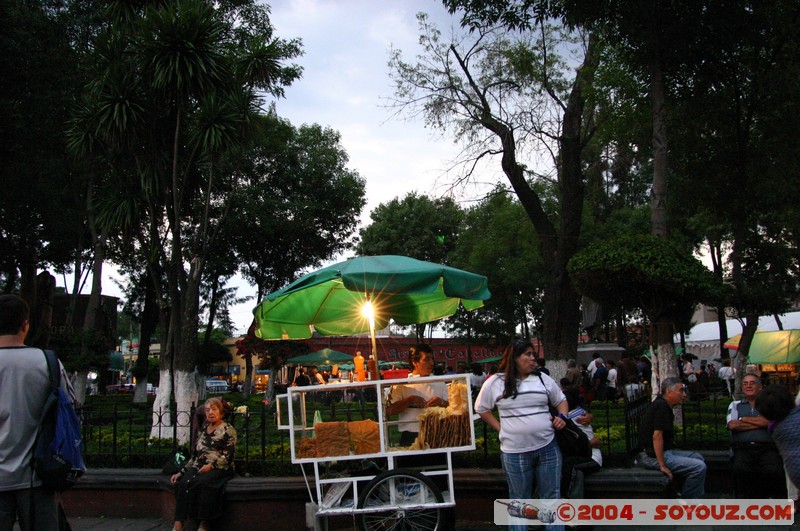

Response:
(65, 1), (499, 338)
(266, 0), (481, 219)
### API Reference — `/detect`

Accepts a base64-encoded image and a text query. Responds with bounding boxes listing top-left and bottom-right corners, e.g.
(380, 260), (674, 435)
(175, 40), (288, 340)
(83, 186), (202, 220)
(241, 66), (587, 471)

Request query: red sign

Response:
(304, 337), (510, 366)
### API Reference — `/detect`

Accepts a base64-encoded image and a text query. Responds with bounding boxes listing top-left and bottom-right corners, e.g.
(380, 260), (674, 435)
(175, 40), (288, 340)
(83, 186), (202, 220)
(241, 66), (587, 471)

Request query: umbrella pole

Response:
(362, 296), (380, 362)
(369, 319), (378, 362)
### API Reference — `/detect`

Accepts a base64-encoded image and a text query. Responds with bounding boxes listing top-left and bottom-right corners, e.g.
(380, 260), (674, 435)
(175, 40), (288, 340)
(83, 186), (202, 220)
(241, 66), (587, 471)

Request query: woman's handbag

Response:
(161, 450), (187, 475)
(551, 410), (592, 459)
(536, 373), (592, 459)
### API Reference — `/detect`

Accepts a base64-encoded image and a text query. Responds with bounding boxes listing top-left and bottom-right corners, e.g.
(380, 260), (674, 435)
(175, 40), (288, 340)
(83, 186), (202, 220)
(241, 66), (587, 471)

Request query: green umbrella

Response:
(284, 348), (354, 366)
(746, 330), (800, 364)
(253, 255), (491, 358)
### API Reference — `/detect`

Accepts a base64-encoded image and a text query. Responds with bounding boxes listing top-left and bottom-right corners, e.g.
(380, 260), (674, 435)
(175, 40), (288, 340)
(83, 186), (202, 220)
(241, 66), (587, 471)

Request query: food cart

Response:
(276, 374), (475, 531)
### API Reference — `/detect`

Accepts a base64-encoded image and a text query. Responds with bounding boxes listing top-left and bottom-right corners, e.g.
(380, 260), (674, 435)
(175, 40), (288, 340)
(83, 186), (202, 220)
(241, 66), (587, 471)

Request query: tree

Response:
(568, 235), (719, 383)
(388, 14), (599, 357)
(76, 0), (303, 441)
(448, 187), (545, 343)
(226, 115), (367, 301)
(357, 193), (464, 264)
(357, 192), (464, 338)
(666, 0), (800, 388)
(0, 0), (89, 342)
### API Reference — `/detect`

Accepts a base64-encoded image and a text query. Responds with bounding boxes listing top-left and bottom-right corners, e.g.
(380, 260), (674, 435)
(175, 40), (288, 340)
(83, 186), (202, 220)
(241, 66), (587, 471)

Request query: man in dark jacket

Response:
(591, 359), (608, 401)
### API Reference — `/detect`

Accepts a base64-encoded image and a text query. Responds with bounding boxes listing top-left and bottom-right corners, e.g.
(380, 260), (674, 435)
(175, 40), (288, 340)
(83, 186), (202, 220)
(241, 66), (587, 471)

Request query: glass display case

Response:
(275, 374), (477, 524)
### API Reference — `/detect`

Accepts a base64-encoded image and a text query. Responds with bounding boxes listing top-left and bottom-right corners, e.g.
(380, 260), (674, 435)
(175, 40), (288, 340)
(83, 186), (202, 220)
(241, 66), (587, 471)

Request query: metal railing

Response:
(78, 389), (736, 474)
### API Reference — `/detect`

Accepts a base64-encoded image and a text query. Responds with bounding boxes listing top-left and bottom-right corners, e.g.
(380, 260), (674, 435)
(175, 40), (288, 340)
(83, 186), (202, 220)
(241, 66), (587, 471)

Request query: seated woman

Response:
(170, 397), (237, 531)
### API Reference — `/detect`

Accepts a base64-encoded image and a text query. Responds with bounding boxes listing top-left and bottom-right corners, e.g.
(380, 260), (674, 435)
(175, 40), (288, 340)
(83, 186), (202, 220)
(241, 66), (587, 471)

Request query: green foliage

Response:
(0, 0), (88, 286)
(568, 235), (720, 322)
(448, 188), (544, 341)
(50, 327), (112, 373)
(357, 193), (464, 266)
(225, 116), (366, 299)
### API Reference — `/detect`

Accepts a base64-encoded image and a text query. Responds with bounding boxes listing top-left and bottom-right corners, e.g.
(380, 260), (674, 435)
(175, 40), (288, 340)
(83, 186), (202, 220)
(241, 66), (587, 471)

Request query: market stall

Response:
(276, 374), (475, 530)
(743, 330), (800, 393)
(254, 255), (491, 529)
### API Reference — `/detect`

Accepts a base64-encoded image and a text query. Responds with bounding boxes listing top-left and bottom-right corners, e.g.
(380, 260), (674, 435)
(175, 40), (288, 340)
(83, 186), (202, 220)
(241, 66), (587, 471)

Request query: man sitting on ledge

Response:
(638, 376), (707, 498)
(727, 374), (785, 498)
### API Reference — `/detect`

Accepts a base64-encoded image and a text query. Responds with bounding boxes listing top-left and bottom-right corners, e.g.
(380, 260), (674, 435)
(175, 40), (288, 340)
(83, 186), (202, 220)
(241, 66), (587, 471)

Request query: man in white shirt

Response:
(587, 353), (603, 379)
(0, 295), (74, 531)
(606, 360), (618, 401)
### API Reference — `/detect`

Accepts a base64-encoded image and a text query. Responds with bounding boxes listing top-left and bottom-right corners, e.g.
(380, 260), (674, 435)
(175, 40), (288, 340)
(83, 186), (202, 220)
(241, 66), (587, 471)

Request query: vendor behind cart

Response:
(387, 343), (449, 446)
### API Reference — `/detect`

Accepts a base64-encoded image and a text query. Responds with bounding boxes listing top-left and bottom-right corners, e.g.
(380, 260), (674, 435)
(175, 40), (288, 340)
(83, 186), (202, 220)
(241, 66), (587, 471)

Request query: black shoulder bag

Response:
(536, 372), (592, 459)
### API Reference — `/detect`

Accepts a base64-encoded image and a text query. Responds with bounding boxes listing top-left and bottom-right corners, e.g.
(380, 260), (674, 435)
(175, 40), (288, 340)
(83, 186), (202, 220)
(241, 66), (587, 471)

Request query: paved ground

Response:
(68, 517), (171, 530)
(64, 515), (800, 530)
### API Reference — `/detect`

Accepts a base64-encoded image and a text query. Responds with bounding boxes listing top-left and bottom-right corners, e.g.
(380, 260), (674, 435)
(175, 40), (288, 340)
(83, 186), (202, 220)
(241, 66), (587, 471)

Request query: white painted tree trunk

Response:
(73, 371), (89, 406)
(133, 377), (148, 404)
(173, 369), (199, 444)
(149, 369), (173, 440)
(547, 359), (568, 385)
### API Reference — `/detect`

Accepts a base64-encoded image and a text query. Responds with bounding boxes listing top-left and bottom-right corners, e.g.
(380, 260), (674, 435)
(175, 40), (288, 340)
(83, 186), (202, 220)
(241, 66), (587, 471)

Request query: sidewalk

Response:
(68, 517), (171, 530)
(65, 516), (800, 530)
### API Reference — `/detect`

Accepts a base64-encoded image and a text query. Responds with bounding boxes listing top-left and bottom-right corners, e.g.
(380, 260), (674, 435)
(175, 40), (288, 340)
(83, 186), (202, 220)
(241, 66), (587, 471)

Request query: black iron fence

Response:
(78, 389), (735, 475)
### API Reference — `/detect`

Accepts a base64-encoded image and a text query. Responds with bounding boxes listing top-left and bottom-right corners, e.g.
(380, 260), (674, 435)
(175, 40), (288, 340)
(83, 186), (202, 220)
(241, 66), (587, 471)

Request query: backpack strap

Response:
(41, 348), (61, 393)
(30, 349), (61, 527)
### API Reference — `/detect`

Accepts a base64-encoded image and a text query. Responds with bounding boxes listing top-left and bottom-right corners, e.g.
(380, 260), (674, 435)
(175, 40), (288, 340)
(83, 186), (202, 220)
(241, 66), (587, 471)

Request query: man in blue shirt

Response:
(726, 374), (785, 498)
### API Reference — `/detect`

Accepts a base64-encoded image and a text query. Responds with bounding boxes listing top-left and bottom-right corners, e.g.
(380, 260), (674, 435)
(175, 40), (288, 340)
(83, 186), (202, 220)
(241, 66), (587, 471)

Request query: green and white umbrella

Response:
(253, 255), (490, 359)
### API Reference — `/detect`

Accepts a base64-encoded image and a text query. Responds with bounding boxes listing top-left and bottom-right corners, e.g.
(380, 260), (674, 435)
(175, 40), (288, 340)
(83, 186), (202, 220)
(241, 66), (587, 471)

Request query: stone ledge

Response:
(66, 465), (671, 499)
(63, 461), (728, 528)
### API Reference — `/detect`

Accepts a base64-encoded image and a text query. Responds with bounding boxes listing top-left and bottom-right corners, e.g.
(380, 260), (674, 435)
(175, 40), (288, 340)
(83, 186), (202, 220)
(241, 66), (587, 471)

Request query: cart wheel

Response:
(356, 469), (444, 531)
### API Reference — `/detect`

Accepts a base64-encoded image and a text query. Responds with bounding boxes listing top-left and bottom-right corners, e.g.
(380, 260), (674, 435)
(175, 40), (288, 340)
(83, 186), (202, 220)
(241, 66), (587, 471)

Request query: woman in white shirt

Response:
(475, 340), (568, 531)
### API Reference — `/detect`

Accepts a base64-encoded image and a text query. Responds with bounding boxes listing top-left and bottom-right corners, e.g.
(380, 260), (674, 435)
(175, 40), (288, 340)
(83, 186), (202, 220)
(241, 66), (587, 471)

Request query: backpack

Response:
(32, 349), (86, 491)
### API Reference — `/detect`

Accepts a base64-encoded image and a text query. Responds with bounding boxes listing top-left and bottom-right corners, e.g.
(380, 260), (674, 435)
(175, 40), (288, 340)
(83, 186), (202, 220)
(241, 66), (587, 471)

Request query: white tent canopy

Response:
(679, 311), (800, 344)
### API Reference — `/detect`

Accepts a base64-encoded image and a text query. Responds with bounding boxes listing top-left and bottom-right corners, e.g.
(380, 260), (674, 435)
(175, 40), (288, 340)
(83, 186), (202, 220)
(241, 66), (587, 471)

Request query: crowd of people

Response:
(5, 291), (799, 531)
(470, 341), (800, 531)
(175, 345), (799, 530)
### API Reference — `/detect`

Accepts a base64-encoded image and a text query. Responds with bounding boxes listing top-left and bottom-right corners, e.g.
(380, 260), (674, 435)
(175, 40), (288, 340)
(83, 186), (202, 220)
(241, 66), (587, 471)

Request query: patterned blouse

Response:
(186, 421), (237, 471)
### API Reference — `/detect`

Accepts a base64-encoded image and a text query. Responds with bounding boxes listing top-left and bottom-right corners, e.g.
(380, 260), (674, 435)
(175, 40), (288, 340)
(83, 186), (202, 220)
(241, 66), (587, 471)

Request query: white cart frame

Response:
(276, 374), (476, 530)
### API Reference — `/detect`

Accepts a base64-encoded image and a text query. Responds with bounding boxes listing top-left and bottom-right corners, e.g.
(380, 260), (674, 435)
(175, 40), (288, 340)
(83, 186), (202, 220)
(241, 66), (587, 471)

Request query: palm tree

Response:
(76, 0), (302, 442)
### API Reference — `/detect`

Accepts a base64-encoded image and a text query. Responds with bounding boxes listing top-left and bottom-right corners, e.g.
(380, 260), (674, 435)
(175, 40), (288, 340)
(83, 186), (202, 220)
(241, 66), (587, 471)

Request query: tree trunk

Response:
(243, 352), (253, 399)
(203, 275), (220, 346)
(735, 315), (759, 398)
(76, 222), (107, 407)
(171, 261), (203, 444)
(650, 61), (668, 240)
(30, 272), (55, 348)
(653, 320), (679, 386)
(648, 54), (676, 396)
(133, 275), (159, 404)
(19, 248), (38, 339)
(149, 368), (173, 440)
(449, 35), (598, 360)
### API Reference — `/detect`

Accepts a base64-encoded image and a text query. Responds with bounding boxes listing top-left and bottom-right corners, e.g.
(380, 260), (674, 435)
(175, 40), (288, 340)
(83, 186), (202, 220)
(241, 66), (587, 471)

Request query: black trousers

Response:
(732, 443), (786, 499)
(174, 467), (233, 522)
(561, 456), (601, 499)
(0, 487), (59, 531)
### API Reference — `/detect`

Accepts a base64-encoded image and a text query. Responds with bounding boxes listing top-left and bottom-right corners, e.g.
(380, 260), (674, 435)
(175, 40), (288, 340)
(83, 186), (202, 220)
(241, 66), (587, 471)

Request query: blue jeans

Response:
(642, 449), (707, 498)
(501, 438), (564, 531)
